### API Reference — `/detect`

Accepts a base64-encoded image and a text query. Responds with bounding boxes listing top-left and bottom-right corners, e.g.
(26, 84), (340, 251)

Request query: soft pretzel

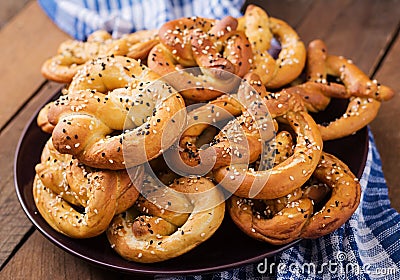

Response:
(171, 73), (322, 199)
(300, 152), (361, 238)
(228, 151), (361, 245)
(227, 132), (311, 245)
(202, 73), (322, 199)
(148, 16), (252, 102)
(41, 29), (159, 83)
(173, 73), (305, 173)
(47, 55), (186, 169)
(239, 5), (306, 88)
(33, 138), (143, 238)
(293, 39), (395, 140)
(107, 176), (225, 263)
(167, 94), (244, 174)
(214, 110), (322, 199)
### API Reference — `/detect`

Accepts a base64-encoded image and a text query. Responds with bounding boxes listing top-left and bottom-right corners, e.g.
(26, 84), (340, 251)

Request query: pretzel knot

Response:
(47, 55), (186, 170)
(293, 39), (395, 141)
(41, 29), (159, 83)
(33, 138), (143, 238)
(213, 111), (322, 199)
(228, 151), (361, 245)
(187, 73), (320, 199)
(107, 177), (225, 263)
(147, 16), (253, 102)
(168, 72), (319, 190)
(239, 5), (306, 88)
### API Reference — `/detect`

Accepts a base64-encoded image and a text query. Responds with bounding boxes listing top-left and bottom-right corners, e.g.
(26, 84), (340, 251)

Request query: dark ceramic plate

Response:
(14, 91), (368, 276)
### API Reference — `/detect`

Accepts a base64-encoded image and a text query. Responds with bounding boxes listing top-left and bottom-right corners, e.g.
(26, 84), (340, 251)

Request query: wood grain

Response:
(0, 232), (129, 280)
(371, 33), (400, 211)
(296, 0), (400, 74)
(0, 0), (31, 28)
(0, 82), (63, 268)
(243, 0), (314, 27)
(0, 1), (70, 131)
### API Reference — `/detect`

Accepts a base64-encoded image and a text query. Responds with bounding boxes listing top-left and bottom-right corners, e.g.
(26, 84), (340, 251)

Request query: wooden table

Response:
(0, 0), (399, 278)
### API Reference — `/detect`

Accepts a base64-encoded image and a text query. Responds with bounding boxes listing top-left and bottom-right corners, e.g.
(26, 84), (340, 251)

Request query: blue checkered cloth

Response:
(38, 0), (245, 40)
(37, 1), (400, 278)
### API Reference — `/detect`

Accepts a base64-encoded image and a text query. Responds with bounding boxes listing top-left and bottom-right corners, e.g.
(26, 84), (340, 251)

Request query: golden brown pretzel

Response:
(300, 152), (361, 238)
(175, 72), (304, 172)
(194, 73), (321, 199)
(214, 110), (322, 199)
(228, 131), (312, 245)
(239, 5), (306, 88)
(294, 39), (395, 140)
(47, 55), (186, 169)
(229, 192), (313, 245)
(107, 177), (225, 263)
(148, 16), (252, 102)
(41, 29), (159, 83)
(33, 138), (143, 238)
(173, 94), (244, 172)
(228, 151), (361, 245)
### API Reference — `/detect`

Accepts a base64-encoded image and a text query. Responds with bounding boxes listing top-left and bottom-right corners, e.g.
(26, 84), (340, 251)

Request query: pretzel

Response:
(171, 71), (311, 175)
(47, 55), (186, 170)
(228, 151), (361, 245)
(227, 131), (311, 244)
(170, 94), (244, 173)
(148, 16), (252, 102)
(107, 177), (225, 263)
(239, 5), (306, 88)
(173, 72), (304, 173)
(294, 39), (395, 140)
(300, 152), (361, 238)
(214, 110), (322, 199)
(33, 138), (143, 238)
(41, 29), (159, 83)
(202, 73), (322, 199)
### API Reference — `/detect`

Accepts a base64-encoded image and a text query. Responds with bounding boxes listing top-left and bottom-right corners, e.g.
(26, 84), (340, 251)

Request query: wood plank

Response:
(0, 81), (63, 267)
(246, 0), (399, 75)
(0, 0), (32, 28)
(296, 0), (399, 74)
(244, 0), (315, 27)
(0, 232), (129, 280)
(0, 1), (70, 131)
(370, 33), (400, 212)
(293, 0), (400, 211)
